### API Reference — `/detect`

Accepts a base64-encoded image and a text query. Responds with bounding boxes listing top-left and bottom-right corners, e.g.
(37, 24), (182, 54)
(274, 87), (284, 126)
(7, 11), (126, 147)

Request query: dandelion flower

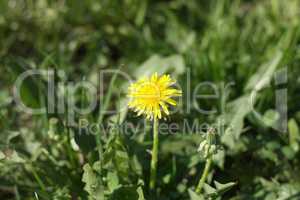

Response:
(128, 73), (181, 120)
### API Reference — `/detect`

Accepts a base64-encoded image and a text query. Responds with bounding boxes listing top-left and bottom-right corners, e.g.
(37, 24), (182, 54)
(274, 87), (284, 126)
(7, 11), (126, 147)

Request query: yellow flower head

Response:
(128, 73), (181, 120)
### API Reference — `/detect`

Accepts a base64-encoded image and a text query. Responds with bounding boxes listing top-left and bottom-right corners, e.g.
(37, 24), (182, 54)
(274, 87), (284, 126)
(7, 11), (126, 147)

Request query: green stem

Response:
(196, 156), (212, 194)
(149, 118), (159, 190)
(30, 166), (47, 192)
(95, 133), (103, 167)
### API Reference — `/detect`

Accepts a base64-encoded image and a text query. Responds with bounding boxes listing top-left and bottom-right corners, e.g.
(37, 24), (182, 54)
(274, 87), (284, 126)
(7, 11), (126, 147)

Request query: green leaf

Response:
(134, 54), (185, 78)
(136, 186), (145, 200)
(0, 131), (20, 145)
(82, 164), (105, 200)
(222, 95), (252, 148)
(107, 172), (120, 193)
(108, 186), (143, 200)
(214, 181), (237, 195)
(188, 189), (205, 200)
(102, 135), (131, 182)
(262, 110), (280, 127)
(203, 183), (218, 196)
(3, 150), (25, 163)
(245, 51), (283, 91)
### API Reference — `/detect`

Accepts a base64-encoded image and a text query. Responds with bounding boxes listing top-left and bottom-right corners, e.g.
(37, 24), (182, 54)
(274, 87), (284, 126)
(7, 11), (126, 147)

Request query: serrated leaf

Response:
(82, 164), (104, 200)
(107, 172), (120, 193)
(102, 134), (132, 182)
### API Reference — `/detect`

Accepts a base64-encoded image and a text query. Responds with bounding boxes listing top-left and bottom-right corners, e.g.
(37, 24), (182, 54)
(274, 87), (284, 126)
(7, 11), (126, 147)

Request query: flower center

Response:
(137, 83), (161, 104)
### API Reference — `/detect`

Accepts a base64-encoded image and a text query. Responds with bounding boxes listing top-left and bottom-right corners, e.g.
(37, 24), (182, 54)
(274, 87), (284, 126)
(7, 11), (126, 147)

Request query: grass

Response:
(0, 0), (300, 199)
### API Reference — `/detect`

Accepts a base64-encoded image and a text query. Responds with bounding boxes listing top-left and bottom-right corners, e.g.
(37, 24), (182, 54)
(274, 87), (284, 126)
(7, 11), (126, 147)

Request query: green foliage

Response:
(1, 0), (300, 199)
(82, 164), (105, 200)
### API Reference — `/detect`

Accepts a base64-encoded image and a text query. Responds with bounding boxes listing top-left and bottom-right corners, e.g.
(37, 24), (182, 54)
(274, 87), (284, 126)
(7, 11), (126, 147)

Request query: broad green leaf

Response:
(262, 110), (280, 127)
(82, 164), (105, 200)
(107, 171), (120, 193)
(222, 52), (283, 148)
(222, 95), (252, 148)
(102, 134), (131, 182)
(188, 189), (205, 200)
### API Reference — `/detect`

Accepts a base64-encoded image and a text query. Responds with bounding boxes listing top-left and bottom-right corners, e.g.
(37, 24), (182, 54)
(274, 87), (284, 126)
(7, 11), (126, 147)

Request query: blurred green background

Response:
(0, 0), (300, 199)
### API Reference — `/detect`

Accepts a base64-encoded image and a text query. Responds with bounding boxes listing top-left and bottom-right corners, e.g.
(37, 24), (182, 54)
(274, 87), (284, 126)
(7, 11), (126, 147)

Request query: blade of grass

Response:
(96, 66), (122, 167)
(14, 185), (20, 200)
(30, 166), (47, 192)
